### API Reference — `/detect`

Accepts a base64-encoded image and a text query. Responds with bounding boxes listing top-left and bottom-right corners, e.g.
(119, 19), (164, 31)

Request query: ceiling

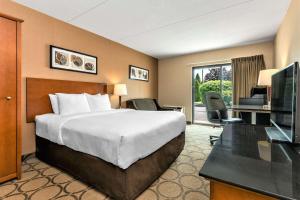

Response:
(14, 0), (291, 59)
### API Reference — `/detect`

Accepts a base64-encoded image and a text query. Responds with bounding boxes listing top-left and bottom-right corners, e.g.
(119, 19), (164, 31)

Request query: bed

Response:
(26, 78), (186, 200)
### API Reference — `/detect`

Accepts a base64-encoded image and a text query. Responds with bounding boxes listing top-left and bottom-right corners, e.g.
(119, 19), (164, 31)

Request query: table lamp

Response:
(114, 84), (127, 108)
(257, 69), (279, 106)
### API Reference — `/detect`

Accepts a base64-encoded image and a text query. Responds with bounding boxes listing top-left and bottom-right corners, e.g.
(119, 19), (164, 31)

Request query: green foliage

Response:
(204, 68), (220, 81)
(194, 80), (201, 102)
(198, 80), (232, 106)
(194, 73), (201, 102)
(222, 89), (233, 106)
(195, 73), (201, 82)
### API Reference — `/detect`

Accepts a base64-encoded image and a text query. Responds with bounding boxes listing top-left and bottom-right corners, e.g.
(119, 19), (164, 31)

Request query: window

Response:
(192, 64), (232, 124)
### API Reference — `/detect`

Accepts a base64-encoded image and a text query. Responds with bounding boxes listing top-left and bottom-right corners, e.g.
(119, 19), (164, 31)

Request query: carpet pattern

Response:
(0, 125), (222, 200)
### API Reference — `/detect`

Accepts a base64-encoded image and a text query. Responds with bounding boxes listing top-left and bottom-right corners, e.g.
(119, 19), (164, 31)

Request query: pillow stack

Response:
(49, 94), (60, 114)
(49, 93), (112, 115)
(85, 93), (111, 112)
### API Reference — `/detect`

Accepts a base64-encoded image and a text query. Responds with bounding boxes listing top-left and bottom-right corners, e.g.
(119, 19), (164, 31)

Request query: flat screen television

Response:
(271, 62), (300, 143)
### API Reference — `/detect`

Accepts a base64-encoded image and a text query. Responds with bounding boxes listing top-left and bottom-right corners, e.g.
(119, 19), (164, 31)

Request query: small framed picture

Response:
(129, 65), (149, 81)
(50, 45), (97, 75)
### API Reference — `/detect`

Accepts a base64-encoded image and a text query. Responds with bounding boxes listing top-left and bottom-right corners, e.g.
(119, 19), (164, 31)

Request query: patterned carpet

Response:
(0, 125), (222, 200)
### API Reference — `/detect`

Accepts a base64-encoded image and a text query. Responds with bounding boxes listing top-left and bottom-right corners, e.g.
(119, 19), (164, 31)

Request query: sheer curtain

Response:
(232, 55), (266, 106)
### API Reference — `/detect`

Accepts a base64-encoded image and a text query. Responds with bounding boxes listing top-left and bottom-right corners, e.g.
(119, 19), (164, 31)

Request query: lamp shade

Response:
(257, 69), (279, 86)
(114, 84), (127, 96)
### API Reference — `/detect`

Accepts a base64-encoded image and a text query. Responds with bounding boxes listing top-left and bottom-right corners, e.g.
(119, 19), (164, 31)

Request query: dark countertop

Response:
(199, 124), (300, 200)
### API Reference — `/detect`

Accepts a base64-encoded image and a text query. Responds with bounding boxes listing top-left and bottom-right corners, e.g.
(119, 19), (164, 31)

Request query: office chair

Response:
(251, 86), (267, 96)
(238, 86), (269, 125)
(204, 92), (243, 145)
(251, 86), (268, 104)
(239, 98), (265, 105)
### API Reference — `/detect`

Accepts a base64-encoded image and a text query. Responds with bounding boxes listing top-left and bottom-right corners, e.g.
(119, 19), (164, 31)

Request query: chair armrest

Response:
(159, 107), (175, 111)
(158, 106), (179, 111)
(161, 105), (184, 112)
(126, 100), (136, 109)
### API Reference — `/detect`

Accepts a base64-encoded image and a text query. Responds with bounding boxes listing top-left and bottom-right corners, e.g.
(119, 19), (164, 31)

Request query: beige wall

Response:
(158, 42), (274, 122)
(275, 0), (300, 69)
(0, 0), (158, 155)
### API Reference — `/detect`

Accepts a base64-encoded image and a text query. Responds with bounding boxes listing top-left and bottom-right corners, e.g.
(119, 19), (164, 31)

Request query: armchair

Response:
(126, 98), (183, 112)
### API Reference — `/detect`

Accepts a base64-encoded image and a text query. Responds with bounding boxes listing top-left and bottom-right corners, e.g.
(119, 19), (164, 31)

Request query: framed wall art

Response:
(129, 65), (149, 81)
(50, 45), (97, 75)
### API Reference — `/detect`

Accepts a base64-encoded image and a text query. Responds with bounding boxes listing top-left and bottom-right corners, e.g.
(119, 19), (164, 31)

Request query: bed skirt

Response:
(36, 132), (185, 200)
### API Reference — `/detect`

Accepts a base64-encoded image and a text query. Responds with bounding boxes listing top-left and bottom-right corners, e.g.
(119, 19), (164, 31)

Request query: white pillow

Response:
(49, 94), (59, 114)
(85, 93), (101, 111)
(56, 93), (91, 115)
(85, 93), (111, 112)
(98, 94), (112, 111)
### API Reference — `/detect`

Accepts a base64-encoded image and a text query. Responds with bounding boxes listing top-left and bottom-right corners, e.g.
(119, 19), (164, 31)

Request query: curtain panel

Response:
(232, 55), (266, 105)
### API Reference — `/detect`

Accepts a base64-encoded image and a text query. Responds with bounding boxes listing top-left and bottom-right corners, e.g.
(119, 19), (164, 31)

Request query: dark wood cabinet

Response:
(0, 14), (22, 183)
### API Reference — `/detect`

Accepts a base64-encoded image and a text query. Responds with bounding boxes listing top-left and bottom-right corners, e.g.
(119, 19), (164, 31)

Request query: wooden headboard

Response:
(26, 78), (107, 123)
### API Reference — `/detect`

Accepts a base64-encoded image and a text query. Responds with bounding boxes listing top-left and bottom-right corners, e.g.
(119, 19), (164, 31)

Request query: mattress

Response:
(35, 109), (186, 169)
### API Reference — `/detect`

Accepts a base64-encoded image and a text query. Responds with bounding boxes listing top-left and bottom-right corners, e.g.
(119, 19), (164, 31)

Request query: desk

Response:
(199, 124), (300, 200)
(230, 105), (271, 125)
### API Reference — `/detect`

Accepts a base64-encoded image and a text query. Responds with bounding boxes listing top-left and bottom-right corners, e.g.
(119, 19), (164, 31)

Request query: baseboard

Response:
(22, 152), (35, 162)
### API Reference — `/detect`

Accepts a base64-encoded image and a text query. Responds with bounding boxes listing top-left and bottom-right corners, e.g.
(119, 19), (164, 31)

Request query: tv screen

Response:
(271, 63), (297, 142)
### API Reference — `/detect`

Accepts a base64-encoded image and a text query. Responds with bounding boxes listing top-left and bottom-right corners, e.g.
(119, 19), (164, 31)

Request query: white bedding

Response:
(36, 109), (186, 169)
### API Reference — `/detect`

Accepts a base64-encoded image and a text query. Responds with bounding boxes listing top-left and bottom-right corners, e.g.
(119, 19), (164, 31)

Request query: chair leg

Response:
(209, 135), (219, 145)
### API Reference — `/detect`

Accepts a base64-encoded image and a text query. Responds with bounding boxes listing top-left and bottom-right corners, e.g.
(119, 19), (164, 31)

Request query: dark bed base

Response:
(36, 133), (185, 200)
